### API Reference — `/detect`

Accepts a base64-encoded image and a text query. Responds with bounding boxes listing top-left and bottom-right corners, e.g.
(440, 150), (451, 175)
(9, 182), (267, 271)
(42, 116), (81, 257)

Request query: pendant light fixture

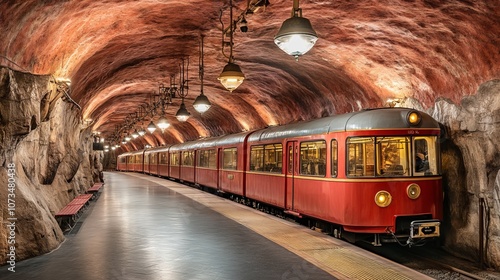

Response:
(175, 57), (191, 122)
(194, 35), (212, 113)
(147, 120), (157, 133)
(175, 102), (190, 122)
(218, 0), (245, 92)
(157, 116), (170, 132)
(274, 0), (318, 60)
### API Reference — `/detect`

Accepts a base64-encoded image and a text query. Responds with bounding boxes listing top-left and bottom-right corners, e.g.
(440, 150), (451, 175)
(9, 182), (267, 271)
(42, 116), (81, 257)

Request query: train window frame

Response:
(347, 137), (375, 177)
(376, 137), (410, 177)
(331, 139), (338, 177)
(150, 153), (157, 164)
(222, 147), (237, 170)
(182, 151), (194, 166)
(250, 145), (264, 171)
(197, 149), (216, 169)
(170, 152), (180, 166)
(299, 140), (326, 177)
(346, 136), (439, 178)
(159, 152), (167, 164)
(250, 144), (283, 173)
(413, 136), (440, 176)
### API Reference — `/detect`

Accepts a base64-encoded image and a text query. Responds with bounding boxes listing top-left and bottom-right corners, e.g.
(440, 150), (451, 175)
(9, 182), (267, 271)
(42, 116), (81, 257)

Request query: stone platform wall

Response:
(0, 68), (98, 265)
(405, 79), (500, 269)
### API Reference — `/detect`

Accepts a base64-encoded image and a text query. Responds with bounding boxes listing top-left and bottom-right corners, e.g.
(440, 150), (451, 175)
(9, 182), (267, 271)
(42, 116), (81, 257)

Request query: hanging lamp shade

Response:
(175, 103), (191, 122)
(156, 116), (170, 132)
(218, 62), (245, 92)
(147, 121), (157, 133)
(132, 129), (139, 138)
(274, 9), (318, 60)
(193, 93), (211, 113)
(138, 127), (146, 136)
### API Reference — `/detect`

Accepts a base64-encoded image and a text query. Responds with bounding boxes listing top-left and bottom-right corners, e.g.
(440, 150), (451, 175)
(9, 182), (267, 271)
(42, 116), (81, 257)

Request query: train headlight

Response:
(374, 191), (392, 207)
(407, 110), (422, 126)
(407, 183), (421, 199)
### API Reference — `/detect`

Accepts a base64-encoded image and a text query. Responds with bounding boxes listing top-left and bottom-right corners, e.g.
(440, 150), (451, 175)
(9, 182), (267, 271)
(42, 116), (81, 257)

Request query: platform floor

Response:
(1, 171), (432, 280)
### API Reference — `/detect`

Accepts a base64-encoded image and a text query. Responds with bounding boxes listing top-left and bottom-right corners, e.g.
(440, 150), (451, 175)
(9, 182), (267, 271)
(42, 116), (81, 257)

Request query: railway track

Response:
(356, 242), (500, 280)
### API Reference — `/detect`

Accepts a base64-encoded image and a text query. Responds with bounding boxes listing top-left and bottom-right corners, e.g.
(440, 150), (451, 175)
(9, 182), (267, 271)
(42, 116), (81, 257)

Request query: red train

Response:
(117, 108), (442, 246)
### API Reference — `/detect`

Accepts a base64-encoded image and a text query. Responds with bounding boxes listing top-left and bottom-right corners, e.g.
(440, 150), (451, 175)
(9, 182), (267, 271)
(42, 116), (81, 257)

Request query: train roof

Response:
(248, 108), (440, 142)
(117, 108), (440, 157)
(144, 145), (171, 154)
(118, 149), (145, 157)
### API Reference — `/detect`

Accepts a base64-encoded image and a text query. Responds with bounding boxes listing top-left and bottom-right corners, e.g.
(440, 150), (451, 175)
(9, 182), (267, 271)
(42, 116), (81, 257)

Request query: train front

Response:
(342, 108), (443, 246)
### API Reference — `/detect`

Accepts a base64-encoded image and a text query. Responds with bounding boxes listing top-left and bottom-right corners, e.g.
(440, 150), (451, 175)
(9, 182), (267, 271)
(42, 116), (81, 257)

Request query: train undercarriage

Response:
(187, 183), (442, 248)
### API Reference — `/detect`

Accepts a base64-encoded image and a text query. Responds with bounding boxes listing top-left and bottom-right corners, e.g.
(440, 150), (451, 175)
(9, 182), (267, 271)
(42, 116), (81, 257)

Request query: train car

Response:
(194, 138), (219, 190)
(129, 150), (145, 173)
(117, 107), (441, 245)
(245, 108), (442, 245)
(144, 148), (151, 174)
(146, 146), (169, 176)
(215, 131), (253, 196)
(178, 142), (196, 184)
(168, 144), (182, 180)
(116, 151), (132, 171)
(157, 146), (170, 177)
(144, 148), (158, 175)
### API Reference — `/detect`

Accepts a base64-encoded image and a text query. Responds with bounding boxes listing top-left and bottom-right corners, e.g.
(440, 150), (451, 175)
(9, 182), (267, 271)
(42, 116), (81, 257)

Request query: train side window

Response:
(331, 139), (338, 177)
(300, 140), (326, 176)
(145, 154), (150, 164)
(170, 153), (179, 166)
(182, 151), (194, 166)
(376, 137), (410, 177)
(198, 149), (216, 168)
(207, 149), (216, 168)
(288, 146), (293, 174)
(223, 147), (237, 170)
(413, 136), (439, 176)
(198, 150), (207, 168)
(347, 137), (375, 177)
(160, 152), (167, 164)
(250, 145), (264, 171)
(265, 144), (282, 173)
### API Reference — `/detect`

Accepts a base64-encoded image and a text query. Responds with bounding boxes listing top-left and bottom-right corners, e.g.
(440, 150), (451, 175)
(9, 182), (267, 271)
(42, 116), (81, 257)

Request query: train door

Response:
(285, 141), (298, 211)
(217, 147), (222, 192)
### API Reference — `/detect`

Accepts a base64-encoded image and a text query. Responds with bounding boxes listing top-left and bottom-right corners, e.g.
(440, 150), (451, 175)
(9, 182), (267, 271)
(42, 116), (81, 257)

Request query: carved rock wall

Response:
(0, 68), (97, 264)
(427, 79), (500, 268)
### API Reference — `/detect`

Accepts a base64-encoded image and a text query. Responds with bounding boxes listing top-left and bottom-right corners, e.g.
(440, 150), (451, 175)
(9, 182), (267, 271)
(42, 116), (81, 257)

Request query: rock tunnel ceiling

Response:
(1, 0), (499, 148)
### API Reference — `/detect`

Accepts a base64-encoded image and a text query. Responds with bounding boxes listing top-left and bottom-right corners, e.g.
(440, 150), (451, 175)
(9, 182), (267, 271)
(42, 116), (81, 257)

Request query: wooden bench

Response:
(87, 182), (104, 199)
(55, 194), (93, 230)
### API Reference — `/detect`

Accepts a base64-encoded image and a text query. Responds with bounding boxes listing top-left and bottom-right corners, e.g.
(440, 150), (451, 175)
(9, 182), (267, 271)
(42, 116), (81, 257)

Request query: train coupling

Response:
(407, 219), (440, 246)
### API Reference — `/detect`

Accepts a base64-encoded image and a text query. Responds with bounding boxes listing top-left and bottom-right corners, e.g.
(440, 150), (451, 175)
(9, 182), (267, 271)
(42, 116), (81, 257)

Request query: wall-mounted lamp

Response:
(218, 0), (245, 92)
(274, 0), (318, 60)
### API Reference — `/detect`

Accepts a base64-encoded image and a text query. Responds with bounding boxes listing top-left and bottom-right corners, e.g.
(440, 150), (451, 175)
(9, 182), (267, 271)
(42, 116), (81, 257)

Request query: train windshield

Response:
(347, 136), (439, 177)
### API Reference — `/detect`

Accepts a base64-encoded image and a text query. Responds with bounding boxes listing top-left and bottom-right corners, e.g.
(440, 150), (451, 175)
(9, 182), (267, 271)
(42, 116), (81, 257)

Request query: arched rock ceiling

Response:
(1, 0), (499, 148)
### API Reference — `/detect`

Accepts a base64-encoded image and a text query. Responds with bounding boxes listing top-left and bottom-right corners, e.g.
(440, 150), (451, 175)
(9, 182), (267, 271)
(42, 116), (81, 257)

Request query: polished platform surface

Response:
(1, 172), (432, 279)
